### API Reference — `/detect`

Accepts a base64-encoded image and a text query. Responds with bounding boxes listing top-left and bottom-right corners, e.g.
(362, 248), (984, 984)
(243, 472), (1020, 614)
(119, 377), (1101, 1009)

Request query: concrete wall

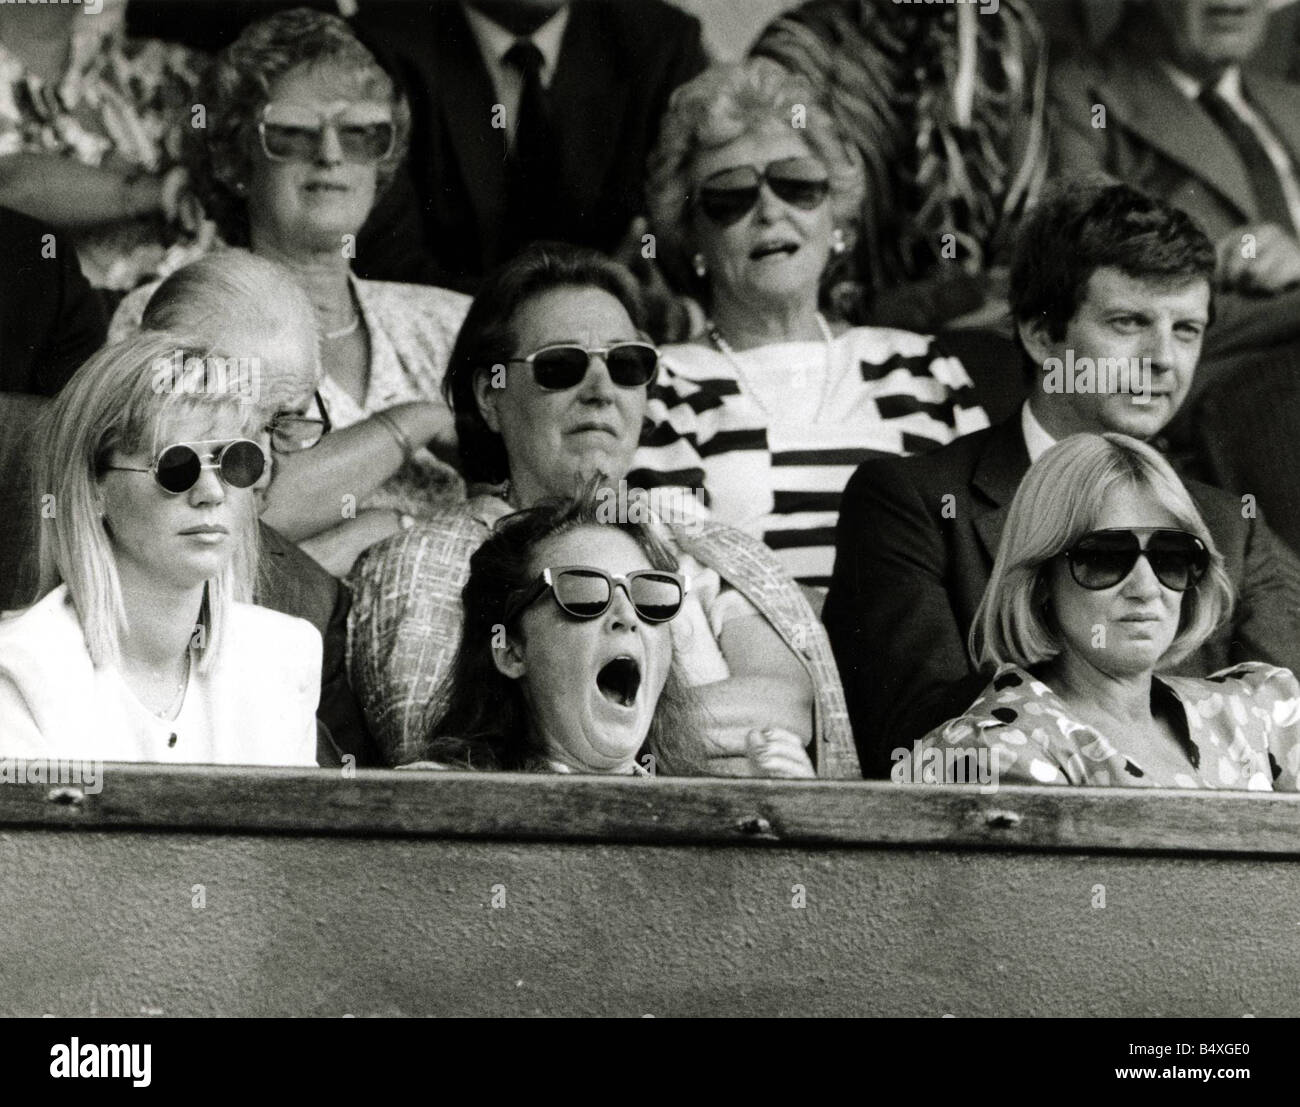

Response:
(3, 827), (1295, 1017)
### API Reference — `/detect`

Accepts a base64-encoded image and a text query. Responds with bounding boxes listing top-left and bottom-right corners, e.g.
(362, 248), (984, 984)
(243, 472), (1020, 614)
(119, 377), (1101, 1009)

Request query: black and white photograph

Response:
(0, 0), (1296, 1061)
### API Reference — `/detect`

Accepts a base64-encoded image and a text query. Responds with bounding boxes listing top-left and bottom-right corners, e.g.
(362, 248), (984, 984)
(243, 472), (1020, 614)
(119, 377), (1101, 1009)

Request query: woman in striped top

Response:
(630, 59), (989, 588)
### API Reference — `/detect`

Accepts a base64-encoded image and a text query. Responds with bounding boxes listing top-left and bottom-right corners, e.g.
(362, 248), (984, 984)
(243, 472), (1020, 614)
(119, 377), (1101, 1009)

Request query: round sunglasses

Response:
(693, 156), (831, 227)
(1062, 528), (1209, 592)
(103, 439), (267, 495)
(258, 102), (396, 165)
(505, 565), (688, 625)
(506, 342), (659, 391)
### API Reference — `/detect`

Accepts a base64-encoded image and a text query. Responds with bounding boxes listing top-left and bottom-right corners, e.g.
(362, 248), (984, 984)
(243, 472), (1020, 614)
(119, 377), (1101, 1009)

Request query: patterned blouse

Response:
(0, 18), (210, 289)
(919, 662), (1300, 790)
(630, 327), (989, 588)
(111, 272), (473, 518)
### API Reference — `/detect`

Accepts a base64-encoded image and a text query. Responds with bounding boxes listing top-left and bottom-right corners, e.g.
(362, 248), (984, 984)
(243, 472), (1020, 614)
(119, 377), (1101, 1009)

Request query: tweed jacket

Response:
(347, 495), (858, 777)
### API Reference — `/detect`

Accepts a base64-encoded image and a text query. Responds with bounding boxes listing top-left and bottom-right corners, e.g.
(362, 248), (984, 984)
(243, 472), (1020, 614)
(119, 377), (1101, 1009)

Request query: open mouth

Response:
(750, 241), (798, 260)
(596, 656), (641, 708)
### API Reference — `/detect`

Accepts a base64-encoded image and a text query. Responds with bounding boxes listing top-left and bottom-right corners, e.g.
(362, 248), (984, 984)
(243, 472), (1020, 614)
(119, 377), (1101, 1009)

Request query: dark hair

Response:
(185, 7), (412, 246)
(442, 242), (648, 485)
(425, 487), (706, 775)
(1008, 180), (1216, 343)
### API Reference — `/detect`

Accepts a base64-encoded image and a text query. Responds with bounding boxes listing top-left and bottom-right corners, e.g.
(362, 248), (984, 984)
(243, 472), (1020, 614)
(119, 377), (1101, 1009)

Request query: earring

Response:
(233, 181), (248, 195)
(692, 253), (707, 279)
(831, 227), (847, 256)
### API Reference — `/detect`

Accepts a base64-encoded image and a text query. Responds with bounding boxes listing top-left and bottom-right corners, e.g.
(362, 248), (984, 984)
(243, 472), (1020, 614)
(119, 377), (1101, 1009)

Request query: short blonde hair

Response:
(141, 249), (320, 419)
(35, 330), (263, 673)
(971, 433), (1234, 671)
(646, 57), (865, 284)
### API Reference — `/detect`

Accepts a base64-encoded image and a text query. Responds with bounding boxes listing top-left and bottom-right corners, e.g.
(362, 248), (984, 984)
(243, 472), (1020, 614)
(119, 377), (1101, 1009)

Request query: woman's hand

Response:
(745, 727), (816, 778)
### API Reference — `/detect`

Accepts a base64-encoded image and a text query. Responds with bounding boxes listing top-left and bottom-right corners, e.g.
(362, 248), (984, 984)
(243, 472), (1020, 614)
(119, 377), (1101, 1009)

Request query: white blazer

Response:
(0, 586), (320, 766)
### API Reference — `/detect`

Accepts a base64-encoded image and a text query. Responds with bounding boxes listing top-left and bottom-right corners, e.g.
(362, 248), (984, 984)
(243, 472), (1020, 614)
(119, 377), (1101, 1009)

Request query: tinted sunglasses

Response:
(507, 343), (659, 391)
(1063, 528), (1209, 592)
(505, 565), (688, 625)
(694, 156), (831, 227)
(258, 102), (396, 164)
(104, 439), (267, 495)
(268, 389), (332, 454)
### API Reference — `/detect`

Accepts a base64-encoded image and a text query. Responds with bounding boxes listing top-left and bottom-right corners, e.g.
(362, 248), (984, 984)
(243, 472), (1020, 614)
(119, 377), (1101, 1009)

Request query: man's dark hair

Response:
(442, 242), (647, 485)
(1008, 180), (1216, 342)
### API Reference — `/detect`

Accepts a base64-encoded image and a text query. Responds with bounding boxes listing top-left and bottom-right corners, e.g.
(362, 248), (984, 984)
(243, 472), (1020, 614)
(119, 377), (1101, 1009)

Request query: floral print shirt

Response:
(920, 662), (1300, 790)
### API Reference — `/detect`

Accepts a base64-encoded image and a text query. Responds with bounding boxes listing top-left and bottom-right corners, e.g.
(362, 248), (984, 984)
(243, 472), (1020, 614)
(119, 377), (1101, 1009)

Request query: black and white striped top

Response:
(633, 327), (989, 588)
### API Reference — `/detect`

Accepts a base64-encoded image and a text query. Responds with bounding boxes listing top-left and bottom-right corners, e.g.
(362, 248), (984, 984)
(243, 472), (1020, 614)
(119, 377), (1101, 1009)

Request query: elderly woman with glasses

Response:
(916, 433), (1300, 790)
(109, 8), (471, 576)
(349, 242), (857, 778)
(630, 58), (990, 588)
(0, 329), (320, 764)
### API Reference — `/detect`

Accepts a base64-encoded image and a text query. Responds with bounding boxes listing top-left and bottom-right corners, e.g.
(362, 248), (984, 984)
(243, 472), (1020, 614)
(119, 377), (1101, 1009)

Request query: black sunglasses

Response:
(694, 156), (831, 227)
(268, 389), (332, 454)
(103, 439), (267, 495)
(505, 565), (687, 625)
(506, 343), (659, 391)
(1063, 528), (1209, 592)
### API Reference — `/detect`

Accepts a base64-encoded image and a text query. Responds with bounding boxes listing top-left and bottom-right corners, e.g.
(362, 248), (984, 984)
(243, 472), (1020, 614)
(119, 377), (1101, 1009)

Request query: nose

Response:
(1142, 324), (1179, 375)
(188, 464), (226, 507)
(576, 352), (617, 404)
(605, 583), (641, 632)
(315, 122), (344, 166)
(1121, 552), (1164, 598)
(753, 178), (783, 222)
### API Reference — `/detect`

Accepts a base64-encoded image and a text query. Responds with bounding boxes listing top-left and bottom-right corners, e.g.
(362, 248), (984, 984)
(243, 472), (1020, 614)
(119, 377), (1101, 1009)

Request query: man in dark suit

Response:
(0, 207), (106, 396)
(352, 0), (708, 289)
(825, 182), (1300, 777)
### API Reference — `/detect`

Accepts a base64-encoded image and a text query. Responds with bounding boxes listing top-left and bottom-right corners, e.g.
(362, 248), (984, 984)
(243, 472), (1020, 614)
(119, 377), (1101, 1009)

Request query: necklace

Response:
(323, 314), (360, 340)
(149, 648), (191, 722)
(705, 313), (838, 423)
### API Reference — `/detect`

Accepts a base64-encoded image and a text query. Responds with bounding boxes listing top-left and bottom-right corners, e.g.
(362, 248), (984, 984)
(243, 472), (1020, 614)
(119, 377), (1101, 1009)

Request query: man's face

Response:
(1152, 0), (1270, 76)
(1021, 267), (1211, 441)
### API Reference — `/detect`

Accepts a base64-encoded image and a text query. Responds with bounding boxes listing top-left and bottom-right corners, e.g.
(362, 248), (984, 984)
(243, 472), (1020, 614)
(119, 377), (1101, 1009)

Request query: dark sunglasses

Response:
(258, 103), (396, 165)
(1063, 528), (1209, 592)
(694, 156), (831, 227)
(505, 565), (687, 625)
(268, 389), (332, 454)
(507, 342), (659, 391)
(103, 439), (267, 495)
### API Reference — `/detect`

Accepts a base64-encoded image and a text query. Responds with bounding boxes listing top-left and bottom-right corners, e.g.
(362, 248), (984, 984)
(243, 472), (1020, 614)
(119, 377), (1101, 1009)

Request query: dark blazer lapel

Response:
(548, 2), (631, 216)
(1243, 74), (1300, 172)
(434, 4), (509, 254)
(1104, 56), (1257, 221)
(970, 416), (1031, 563)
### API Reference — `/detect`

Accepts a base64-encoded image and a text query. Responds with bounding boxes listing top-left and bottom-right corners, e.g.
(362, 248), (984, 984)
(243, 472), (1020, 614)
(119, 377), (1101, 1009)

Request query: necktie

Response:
(1198, 86), (1296, 234)
(503, 39), (556, 252)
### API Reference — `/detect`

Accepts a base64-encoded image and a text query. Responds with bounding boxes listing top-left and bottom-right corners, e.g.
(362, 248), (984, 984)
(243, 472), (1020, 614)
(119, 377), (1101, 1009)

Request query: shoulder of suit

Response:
(228, 602), (321, 656)
(847, 421), (997, 494)
(583, 0), (701, 45)
(0, 587), (93, 681)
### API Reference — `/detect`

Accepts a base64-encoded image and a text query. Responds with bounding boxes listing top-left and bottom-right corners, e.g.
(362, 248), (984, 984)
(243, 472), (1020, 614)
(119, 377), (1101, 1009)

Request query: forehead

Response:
(1075, 267), (1210, 321)
(148, 400), (259, 451)
(529, 525), (652, 575)
(508, 286), (636, 350)
(691, 124), (815, 183)
(268, 60), (390, 107)
(1090, 480), (1182, 531)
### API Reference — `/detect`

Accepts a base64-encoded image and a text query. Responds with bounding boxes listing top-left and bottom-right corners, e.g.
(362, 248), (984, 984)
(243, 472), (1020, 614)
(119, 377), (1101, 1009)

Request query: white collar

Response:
(1021, 401), (1057, 463)
(462, 3), (570, 85)
(1161, 61), (1241, 102)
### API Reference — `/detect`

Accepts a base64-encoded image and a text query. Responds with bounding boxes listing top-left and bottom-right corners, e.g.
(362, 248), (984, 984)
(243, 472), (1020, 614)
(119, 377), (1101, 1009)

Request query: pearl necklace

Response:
(154, 648), (192, 721)
(705, 313), (838, 423)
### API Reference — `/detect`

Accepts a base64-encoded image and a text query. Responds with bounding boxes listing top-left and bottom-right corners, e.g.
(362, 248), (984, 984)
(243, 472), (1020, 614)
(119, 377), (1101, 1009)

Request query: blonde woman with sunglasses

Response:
(0, 330), (320, 765)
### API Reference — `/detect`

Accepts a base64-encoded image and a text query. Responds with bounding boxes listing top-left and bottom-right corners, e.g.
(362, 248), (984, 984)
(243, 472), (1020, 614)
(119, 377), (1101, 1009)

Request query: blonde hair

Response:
(35, 330), (263, 672)
(971, 432), (1234, 671)
(141, 249), (320, 419)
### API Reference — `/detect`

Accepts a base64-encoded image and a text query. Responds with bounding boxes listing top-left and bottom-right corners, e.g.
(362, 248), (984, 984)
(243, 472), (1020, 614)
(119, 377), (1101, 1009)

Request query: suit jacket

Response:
(824, 414), (1300, 777)
(1049, 46), (1300, 243)
(353, 0), (707, 288)
(0, 207), (106, 396)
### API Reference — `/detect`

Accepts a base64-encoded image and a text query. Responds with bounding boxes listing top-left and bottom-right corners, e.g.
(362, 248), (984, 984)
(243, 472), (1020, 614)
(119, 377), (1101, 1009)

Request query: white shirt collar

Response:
(462, 3), (570, 87)
(1021, 401), (1057, 463)
(1161, 60), (1241, 102)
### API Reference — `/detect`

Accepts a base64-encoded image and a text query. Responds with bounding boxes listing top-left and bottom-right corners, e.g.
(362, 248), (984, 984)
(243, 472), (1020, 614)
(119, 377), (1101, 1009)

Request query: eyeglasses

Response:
(1063, 528), (1209, 592)
(693, 156), (831, 227)
(505, 565), (688, 625)
(506, 343), (659, 391)
(258, 101), (396, 165)
(103, 439), (268, 495)
(268, 389), (332, 454)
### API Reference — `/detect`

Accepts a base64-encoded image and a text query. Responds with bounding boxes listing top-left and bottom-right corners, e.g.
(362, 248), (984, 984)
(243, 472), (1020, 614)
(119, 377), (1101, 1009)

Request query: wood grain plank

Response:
(1, 764), (1299, 856)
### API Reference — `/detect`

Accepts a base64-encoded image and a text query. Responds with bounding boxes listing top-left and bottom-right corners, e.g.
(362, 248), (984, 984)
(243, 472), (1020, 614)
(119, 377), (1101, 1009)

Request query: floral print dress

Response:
(920, 662), (1300, 790)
